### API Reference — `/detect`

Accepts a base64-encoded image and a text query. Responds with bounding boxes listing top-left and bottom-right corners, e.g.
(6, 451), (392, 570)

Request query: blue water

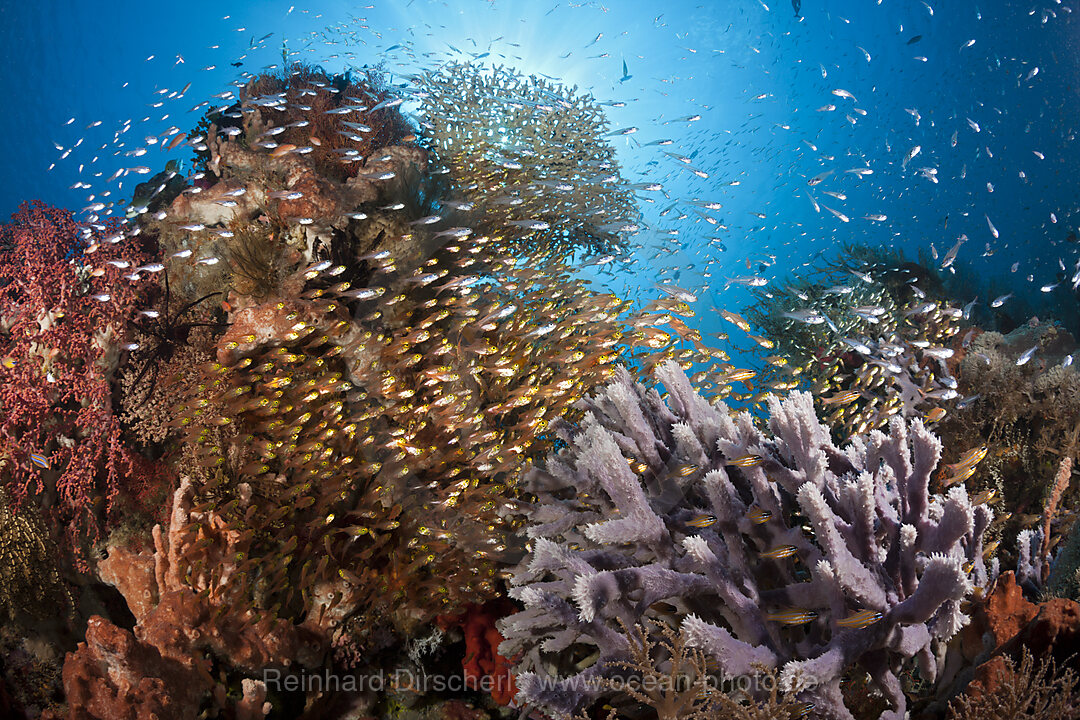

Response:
(3, 0), (1079, 353)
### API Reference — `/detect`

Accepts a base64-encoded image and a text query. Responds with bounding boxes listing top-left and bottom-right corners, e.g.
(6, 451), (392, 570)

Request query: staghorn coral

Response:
(0, 201), (159, 559)
(742, 250), (963, 439)
(499, 361), (991, 720)
(417, 62), (638, 258)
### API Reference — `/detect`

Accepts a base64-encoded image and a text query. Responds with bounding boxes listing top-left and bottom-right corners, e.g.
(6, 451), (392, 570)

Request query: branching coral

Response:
(572, 619), (808, 720)
(417, 62), (638, 258)
(948, 648), (1080, 720)
(499, 361), (991, 720)
(0, 201), (158, 558)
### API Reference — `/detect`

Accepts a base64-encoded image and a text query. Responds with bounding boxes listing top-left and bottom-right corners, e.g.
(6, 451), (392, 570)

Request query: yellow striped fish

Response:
(765, 608), (818, 625)
(29, 453), (50, 469)
(945, 445), (989, 472)
(670, 463), (700, 478)
(748, 507), (772, 524)
(727, 453), (763, 468)
(836, 608), (883, 629)
(822, 389), (861, 405)
(725, 369), (757, 383)
(687, 513), (717, 528)
(941, 464), (978, 487)
(761, 544), (798, 560)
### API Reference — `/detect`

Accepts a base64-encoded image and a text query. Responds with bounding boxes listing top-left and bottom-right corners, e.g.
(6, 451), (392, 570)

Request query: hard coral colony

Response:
(0, 8), (1078, 720)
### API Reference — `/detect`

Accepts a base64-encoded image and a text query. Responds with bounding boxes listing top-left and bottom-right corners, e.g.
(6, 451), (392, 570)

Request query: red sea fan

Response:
(0, 201), (156, 562)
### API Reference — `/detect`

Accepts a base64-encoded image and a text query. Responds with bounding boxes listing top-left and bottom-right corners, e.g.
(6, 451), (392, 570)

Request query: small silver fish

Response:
(725, 275), (768, 289)
(1016, 346), (1039, 366)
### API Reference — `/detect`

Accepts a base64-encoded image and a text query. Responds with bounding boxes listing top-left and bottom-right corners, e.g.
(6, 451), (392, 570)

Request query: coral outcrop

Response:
(60, 476), (323, 719)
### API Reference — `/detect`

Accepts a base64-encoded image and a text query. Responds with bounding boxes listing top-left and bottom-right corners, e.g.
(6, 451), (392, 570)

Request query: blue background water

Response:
(2, 0), (1078, 360)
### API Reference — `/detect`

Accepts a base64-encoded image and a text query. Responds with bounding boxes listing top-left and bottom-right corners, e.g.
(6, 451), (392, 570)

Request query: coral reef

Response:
(15, 43), (1080, 720)
(166, 245), (708, 645)
(19, 59), (736, 720)
(500, 361), (990, 720)
(137, 64), (431, 312)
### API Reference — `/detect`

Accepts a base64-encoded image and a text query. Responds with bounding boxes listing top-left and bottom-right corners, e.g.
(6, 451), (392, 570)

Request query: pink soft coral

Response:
(0, 201), (157, 561)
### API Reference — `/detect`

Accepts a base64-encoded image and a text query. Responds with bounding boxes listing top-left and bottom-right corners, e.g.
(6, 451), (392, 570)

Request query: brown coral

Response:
(62, 614), (211, 720)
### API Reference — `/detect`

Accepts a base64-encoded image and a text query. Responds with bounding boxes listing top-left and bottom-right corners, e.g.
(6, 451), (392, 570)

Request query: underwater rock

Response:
(168, 180), (257, 228)
(157, 142), (430, 307)
(217, 295), (338, 364)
